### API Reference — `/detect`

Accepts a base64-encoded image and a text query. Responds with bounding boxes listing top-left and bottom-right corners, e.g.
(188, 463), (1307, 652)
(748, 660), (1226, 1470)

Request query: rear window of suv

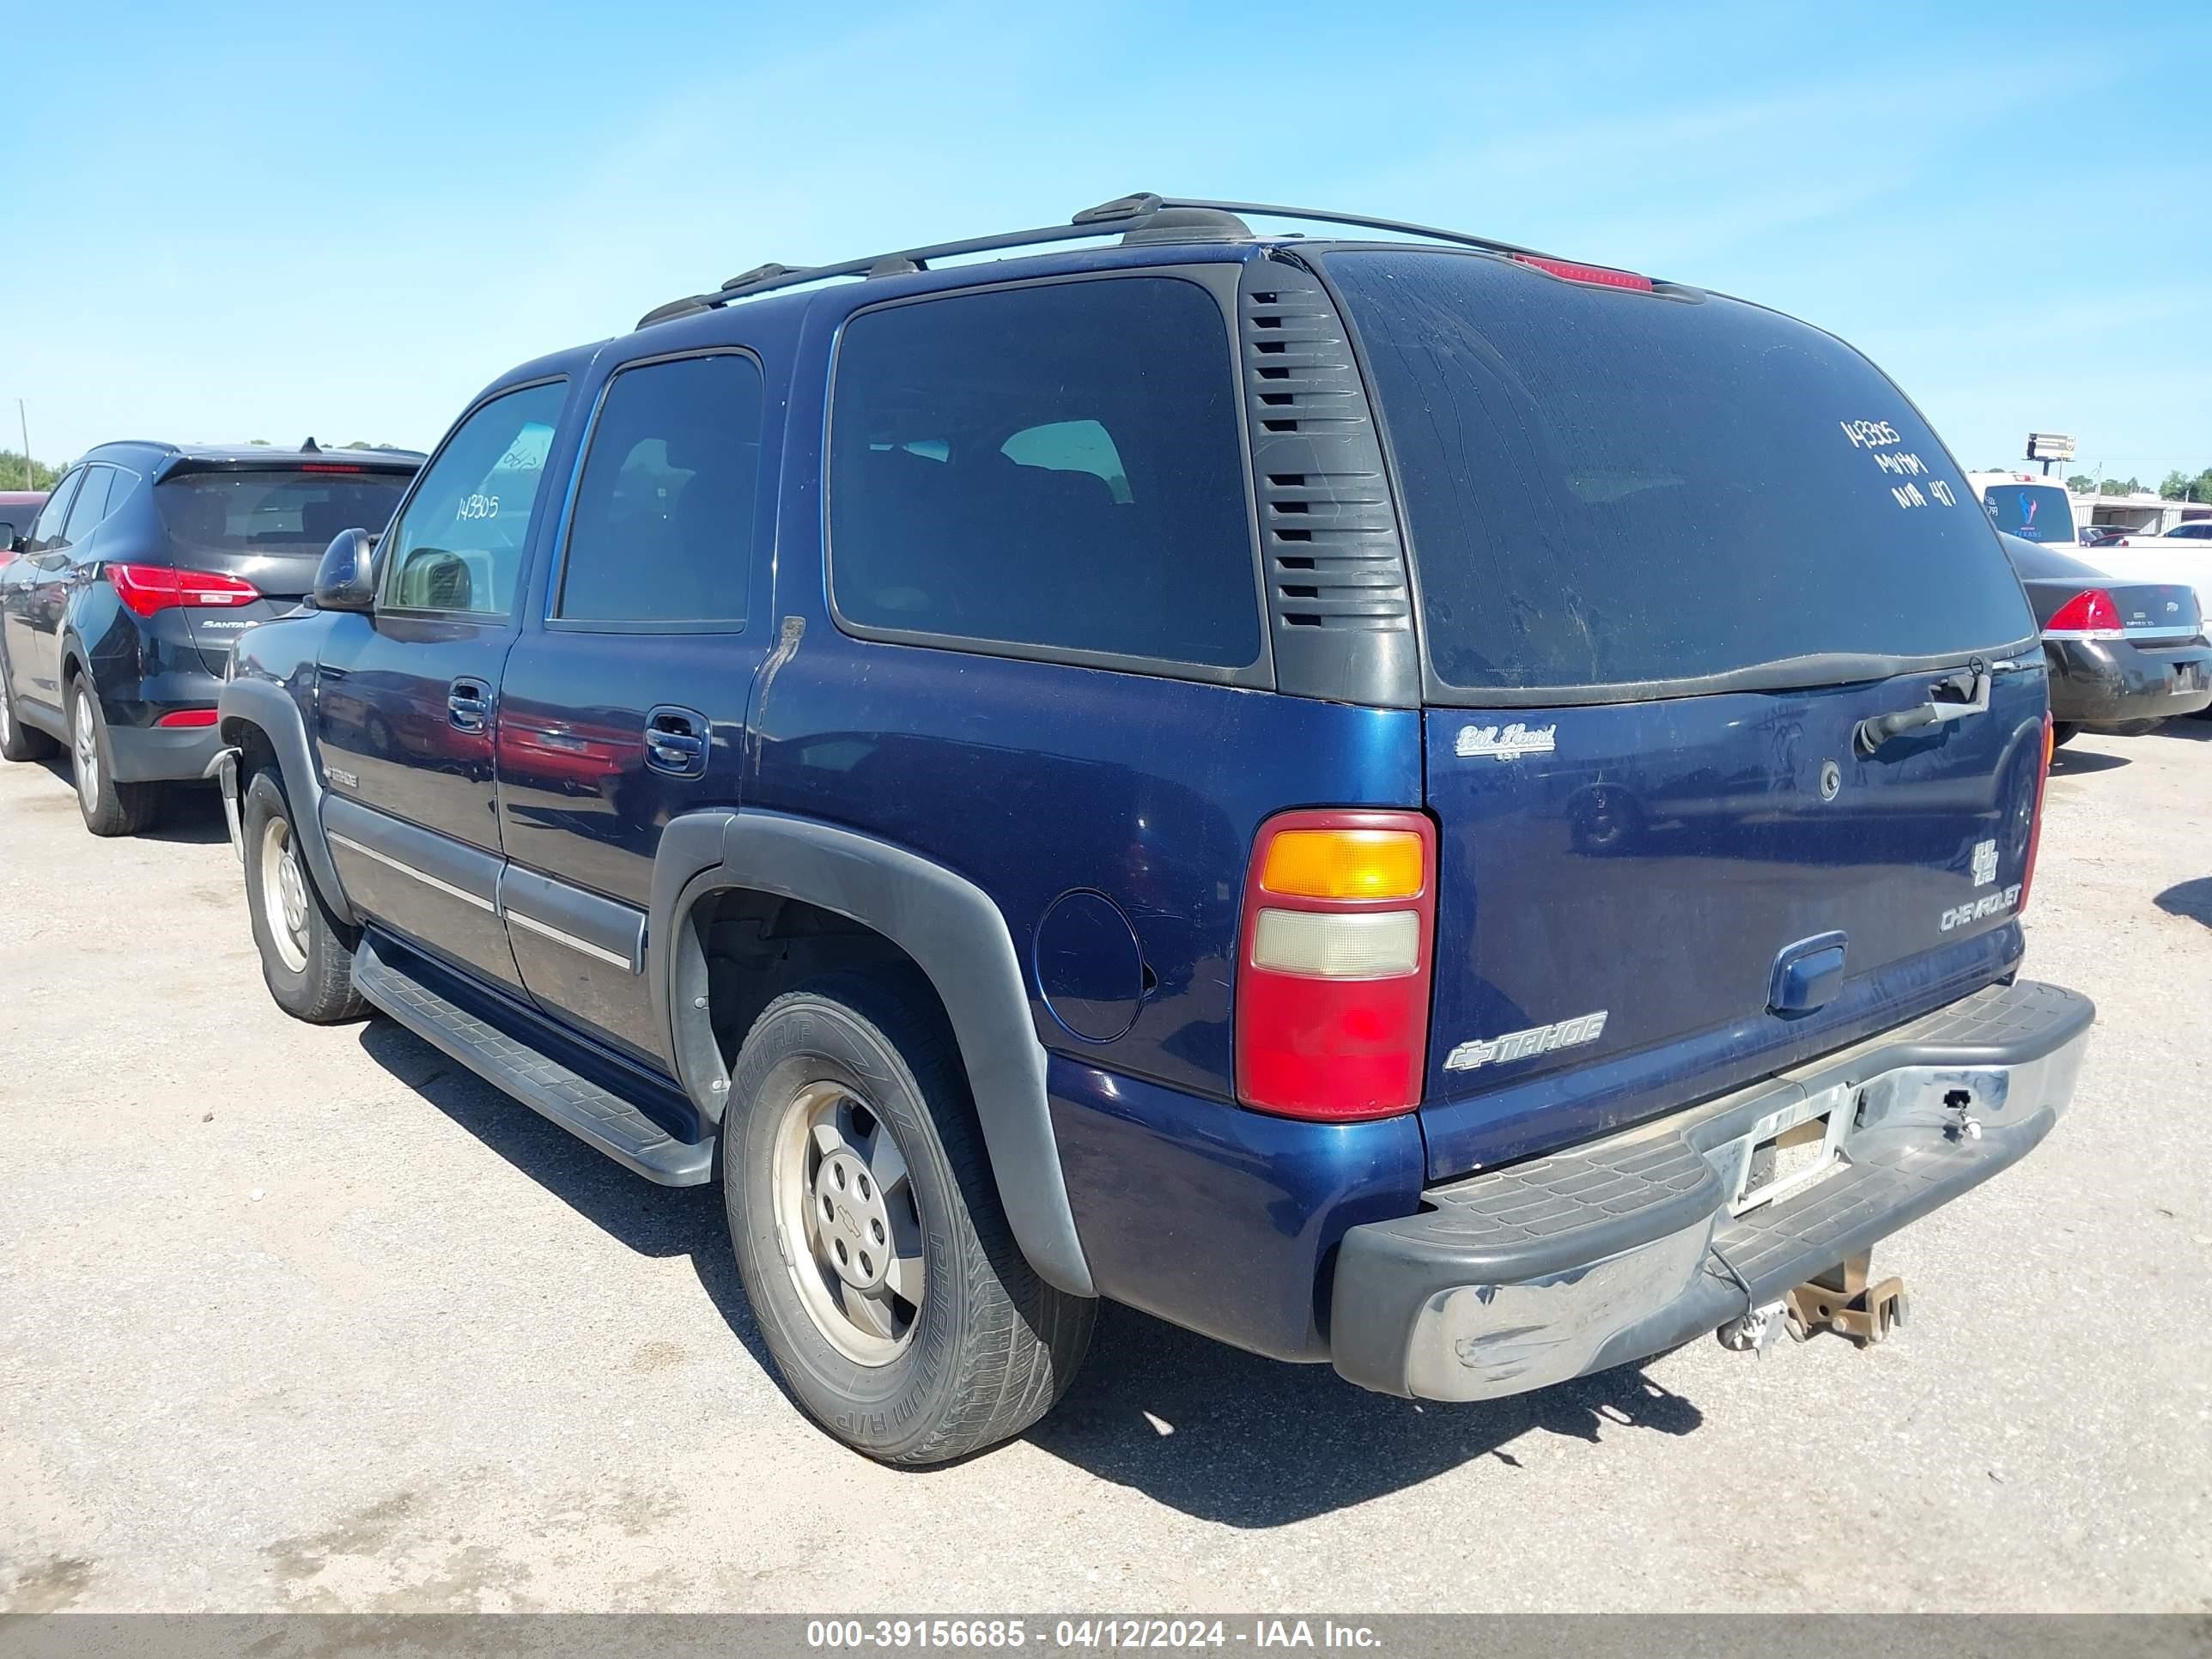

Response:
(158, 467), (413, 555)
(1326, 249), (2034, 696)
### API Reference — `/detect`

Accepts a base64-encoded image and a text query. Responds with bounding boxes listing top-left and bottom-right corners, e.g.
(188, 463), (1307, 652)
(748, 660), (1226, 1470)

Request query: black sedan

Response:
(1998, 531), (2212, 743)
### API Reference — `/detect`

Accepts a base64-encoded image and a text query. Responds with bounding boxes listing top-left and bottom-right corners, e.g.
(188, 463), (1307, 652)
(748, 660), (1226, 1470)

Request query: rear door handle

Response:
(645, 705), (709, 777)
(448, 678), (493, 733)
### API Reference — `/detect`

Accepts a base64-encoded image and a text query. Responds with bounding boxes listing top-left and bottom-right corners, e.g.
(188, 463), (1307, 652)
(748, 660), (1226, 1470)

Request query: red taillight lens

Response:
(2043, 588), (2124, 640)
(108, 563), (260, 617)
(1234, 809), (1437, 1121)
(2019, 711), (2053, 917)
(155, 708), (220, 728)
(1510, 253), (1656, 291)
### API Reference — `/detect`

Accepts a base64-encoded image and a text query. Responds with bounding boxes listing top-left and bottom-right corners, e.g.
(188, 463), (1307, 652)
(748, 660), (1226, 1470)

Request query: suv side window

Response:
(556, 353), (762, 625)
(381, 381), (567, 616)
(29, 470), (82, 550)
(61, 466), (114, 544)
(829, 276), (1261, 671)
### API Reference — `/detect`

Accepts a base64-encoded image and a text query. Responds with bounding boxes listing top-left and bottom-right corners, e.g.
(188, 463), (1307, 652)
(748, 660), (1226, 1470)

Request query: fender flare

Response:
(216, 675), (356, 927)
(649, 809), (1096, 1298)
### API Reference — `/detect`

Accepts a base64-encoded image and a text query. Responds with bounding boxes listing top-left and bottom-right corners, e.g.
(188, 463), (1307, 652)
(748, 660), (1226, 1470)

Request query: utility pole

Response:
(15, 400), (28, 489)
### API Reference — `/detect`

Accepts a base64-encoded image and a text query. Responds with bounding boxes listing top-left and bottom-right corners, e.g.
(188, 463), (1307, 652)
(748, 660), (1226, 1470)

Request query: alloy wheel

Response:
(72, 694), (99, 810)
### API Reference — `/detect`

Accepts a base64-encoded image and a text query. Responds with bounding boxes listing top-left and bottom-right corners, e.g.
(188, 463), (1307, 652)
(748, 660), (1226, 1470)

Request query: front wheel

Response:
(723, 973), (1095, 1465)
(2050, 722), (2078, 749)
(69, 683), (161, 836)
(242, 769), (365, 1023)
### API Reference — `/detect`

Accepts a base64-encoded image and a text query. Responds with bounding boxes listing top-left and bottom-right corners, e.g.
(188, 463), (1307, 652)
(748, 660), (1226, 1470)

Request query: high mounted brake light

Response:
(1510, 253), (1656, 291)
(108, 563), (260, 617)
(1235, 810), (1437, 1121)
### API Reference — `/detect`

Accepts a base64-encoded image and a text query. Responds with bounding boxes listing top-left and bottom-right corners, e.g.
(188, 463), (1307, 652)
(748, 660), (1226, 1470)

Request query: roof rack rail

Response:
(633, 194), (1555, 329)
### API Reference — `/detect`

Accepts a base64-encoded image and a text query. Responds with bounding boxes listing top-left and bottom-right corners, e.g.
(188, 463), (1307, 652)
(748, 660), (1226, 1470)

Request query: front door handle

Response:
(645, 705), (709, 777)
(448, 678), (493, 733)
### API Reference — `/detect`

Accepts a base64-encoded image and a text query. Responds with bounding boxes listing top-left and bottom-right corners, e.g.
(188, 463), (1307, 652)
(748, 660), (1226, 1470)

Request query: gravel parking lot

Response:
(3, 725), (2208, 1614)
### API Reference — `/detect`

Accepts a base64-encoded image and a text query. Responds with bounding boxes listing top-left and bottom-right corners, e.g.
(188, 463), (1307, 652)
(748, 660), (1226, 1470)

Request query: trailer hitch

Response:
(1784, 1253), (1909, 1346)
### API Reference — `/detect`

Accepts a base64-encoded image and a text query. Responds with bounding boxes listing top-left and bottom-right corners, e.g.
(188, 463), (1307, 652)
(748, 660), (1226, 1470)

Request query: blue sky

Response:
(3, 0), (2207, 484)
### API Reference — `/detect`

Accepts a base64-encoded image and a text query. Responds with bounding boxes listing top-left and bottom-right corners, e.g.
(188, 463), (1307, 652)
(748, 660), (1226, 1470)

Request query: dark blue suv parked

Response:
(215, 196), (2093, 1462)
(1, 443), (417, 833)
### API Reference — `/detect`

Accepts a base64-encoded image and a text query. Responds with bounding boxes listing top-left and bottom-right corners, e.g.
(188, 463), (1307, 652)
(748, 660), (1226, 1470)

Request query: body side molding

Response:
(653, 809), (1096, 1298)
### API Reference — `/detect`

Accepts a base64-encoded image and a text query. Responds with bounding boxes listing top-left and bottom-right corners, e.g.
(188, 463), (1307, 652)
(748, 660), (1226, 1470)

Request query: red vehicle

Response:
(0, 491), (46, 566)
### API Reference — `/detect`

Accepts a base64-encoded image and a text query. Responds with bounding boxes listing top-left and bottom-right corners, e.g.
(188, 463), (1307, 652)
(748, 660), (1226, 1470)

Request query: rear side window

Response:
(1328, 250), (2035, 694)
(157, 468), (411, 556)
(382, 381), (566, 616)
(557, 353), (762, 624)
(829, 276), (1260, 671)
(1981, 483), (2075, 544)
(62, 466), (115, 543)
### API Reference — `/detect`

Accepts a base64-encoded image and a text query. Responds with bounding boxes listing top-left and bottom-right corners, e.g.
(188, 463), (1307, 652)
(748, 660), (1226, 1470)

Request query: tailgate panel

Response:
(1418, 669), (2047, 1181)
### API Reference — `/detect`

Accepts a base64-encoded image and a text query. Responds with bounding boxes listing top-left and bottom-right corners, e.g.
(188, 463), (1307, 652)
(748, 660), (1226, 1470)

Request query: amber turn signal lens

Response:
(1257, 829), (1425, 901)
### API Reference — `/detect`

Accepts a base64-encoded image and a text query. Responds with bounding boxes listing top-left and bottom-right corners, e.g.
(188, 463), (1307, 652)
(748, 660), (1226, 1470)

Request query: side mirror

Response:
(312, 528), (376, 613)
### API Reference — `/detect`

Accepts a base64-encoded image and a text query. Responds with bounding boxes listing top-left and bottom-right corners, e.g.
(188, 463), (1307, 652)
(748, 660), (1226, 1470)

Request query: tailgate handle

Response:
(1855, 667), (1990, 757)
(1770, 932), (1848, 1015)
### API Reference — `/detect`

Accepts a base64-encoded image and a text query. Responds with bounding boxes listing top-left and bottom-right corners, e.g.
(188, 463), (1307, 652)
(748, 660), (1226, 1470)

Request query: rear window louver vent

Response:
(1239, 257), (1419, 705)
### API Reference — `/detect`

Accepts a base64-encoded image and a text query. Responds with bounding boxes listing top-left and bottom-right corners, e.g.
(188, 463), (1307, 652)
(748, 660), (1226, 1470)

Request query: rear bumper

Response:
(2045, 638), (2212, 727)
(1328, 978), (2094, 1401)
(103, 717), (223, 783)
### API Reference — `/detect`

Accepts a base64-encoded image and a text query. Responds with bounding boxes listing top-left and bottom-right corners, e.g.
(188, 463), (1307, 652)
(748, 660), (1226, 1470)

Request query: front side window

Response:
(829, 276), (1260, 670)
(556, 354), (762, 624)
(382, 381), (567, 615)
(31, 470), (82, 548)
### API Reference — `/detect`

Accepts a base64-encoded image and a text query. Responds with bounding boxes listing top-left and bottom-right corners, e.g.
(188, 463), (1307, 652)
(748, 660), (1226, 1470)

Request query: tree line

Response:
(2064, 467), (2212, 501)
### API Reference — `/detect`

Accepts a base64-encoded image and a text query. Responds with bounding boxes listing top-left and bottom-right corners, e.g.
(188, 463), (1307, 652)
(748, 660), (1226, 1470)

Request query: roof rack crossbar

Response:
(633, 193), (1553, 329)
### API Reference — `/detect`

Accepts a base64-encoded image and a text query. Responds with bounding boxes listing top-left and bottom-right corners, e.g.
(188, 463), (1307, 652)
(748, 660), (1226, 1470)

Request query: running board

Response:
(352, 934), (714, 1186)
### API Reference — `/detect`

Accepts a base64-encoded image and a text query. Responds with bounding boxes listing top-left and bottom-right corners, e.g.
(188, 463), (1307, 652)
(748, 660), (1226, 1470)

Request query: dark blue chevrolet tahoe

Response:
(215, 195), (2094, 1463)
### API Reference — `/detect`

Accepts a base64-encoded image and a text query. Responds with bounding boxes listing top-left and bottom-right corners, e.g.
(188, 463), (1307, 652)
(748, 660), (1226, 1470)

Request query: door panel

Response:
(9, 471), (84, 704)
(493, 349), (772, 1066)
(315, 612), (522, 989)
(324, 791), (516, 988)
(313, 377), (572, 991)
(496, 633), (753, 1060)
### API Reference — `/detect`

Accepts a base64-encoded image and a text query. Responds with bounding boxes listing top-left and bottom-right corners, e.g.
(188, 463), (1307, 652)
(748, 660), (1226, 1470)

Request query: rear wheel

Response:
(69, 682), (161, 836)
(0, 665), (57, 762)
(723, 972), (1095, 1465)
(242, 769), (365, 1023)
(2050, 722), (2078, 749)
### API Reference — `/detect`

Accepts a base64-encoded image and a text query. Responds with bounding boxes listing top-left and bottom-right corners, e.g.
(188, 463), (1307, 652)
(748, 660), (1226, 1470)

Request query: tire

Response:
(2050, 722), (2078, 749)
(0, 663), (56, 763)
(241, 768), (366, 1023)
(68, 680), (161, 836)
(722, 971), (1095, 1465)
